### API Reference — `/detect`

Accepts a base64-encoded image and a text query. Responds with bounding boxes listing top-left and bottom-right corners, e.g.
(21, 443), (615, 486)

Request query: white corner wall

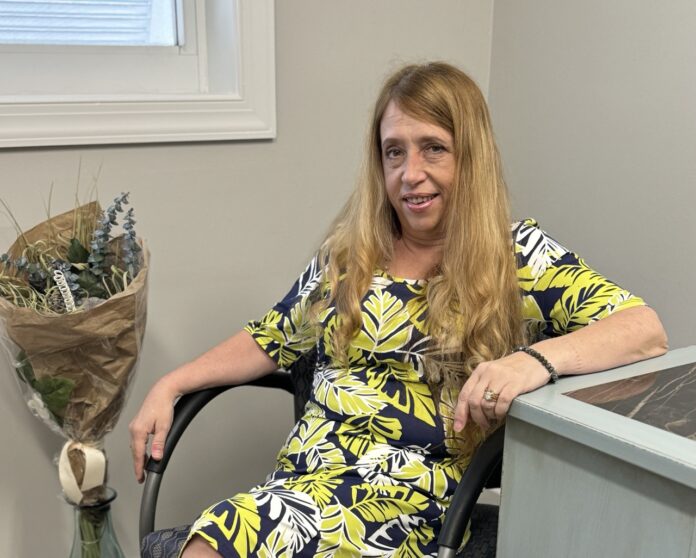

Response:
(489, 0), (696, 349)
(0, 2), (494, 556)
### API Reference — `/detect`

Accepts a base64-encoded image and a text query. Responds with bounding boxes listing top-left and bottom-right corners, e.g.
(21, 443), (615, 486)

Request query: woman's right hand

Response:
(127, 331), (278, 483)
(128, 379), (180, 483)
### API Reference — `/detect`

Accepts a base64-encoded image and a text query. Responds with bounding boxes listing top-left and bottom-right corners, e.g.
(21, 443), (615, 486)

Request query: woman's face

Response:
(380, 100), (455, 244)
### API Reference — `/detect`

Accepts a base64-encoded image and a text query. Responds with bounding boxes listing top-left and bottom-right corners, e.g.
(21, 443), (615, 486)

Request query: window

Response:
(0, 0), (177, 47)
(0, 0), (276, 147)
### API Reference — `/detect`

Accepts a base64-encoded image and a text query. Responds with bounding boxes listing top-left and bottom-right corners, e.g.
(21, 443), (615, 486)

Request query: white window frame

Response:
(0, 0), (276, 147)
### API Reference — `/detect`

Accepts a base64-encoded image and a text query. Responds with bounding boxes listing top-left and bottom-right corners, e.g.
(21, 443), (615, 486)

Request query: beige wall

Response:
(489, 0), (696, 349)
(0, 2), (494, 556)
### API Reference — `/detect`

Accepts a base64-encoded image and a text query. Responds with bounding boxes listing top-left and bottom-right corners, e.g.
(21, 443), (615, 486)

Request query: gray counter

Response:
(497, 346), (696, 558)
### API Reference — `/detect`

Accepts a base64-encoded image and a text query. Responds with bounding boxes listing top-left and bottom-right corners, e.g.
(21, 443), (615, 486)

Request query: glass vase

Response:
(69, 487), (125, 558)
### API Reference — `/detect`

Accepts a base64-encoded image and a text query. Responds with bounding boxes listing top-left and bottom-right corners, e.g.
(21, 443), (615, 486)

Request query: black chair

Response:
(139, 353), (504, 558)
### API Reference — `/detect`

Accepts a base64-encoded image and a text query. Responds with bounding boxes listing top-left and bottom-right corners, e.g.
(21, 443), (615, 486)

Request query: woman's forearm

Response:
(455, 305), (668, 432)
(531, 305), (668, 377)
(156, 329), (278, 397)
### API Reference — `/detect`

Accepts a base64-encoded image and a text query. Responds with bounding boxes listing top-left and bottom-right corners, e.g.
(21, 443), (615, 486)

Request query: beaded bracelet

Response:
(514, 346), (559, 383)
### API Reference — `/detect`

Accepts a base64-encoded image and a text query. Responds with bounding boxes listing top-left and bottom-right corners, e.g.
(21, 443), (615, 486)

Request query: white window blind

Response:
(0, 0), (176, 46)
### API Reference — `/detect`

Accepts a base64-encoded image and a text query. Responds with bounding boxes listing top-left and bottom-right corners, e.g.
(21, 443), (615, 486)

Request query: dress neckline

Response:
(375, 268), (429, 287)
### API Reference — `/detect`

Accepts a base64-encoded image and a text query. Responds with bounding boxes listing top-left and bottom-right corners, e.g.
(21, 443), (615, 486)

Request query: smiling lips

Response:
(403, 193), (438, 212)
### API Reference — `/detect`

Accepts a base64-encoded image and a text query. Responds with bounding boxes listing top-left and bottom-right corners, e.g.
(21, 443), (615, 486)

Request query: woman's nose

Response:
(402, 151), (426, 184)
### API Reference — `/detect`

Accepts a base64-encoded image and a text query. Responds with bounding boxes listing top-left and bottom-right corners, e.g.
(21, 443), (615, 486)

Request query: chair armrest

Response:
(145, 370), (293, 475)
(436, 425), (505, 557)
(139, 370), (293, 543)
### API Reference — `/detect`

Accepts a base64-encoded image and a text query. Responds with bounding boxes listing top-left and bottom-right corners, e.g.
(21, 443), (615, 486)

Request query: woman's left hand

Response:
(452, 306), (668, 432)
(453, 351), (551, 432)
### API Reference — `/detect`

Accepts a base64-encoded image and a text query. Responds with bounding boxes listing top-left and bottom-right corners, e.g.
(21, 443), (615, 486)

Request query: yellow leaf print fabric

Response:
(183, 219), (644, 557)
(514, 219), (644, 337)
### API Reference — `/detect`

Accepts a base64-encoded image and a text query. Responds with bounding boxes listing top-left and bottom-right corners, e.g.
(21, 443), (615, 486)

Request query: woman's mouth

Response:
(403, 194), (438, 211)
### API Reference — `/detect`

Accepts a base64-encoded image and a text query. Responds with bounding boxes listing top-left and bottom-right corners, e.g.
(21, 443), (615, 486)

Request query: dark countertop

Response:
(565, 362), (696, 441)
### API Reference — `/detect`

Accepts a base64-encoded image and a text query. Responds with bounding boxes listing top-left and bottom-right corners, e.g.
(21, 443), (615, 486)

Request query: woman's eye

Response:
(427, 144), (446, 154)
(384, 147), (403, 160)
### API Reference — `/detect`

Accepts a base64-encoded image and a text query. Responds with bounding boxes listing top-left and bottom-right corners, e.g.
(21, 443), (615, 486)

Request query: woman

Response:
(130, 62), (667, 557)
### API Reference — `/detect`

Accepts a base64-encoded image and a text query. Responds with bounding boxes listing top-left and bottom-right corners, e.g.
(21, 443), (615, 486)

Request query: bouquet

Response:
(0, 193), (148, 556)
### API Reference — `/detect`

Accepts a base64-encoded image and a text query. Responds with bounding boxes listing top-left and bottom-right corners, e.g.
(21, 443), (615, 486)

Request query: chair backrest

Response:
(288, 349), (317, 422)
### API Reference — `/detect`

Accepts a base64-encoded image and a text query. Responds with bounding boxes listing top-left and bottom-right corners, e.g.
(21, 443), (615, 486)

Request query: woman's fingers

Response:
(150, 420), (170, 461)
(129, 383), (177, 483)
(128, 415), (173, 482)
(488, 385), (515, 421)
(454, 352), (551, 431)
(481, 394), (499, 421)
(454, 369), (493, 431)
(128, 418), (151, 483)
(477, 383), (509, 422)
(128, 410), (173, 483)
(453, 377), (474, 432)
(465, 374), (493, 430)
(469, 381), (513, 428)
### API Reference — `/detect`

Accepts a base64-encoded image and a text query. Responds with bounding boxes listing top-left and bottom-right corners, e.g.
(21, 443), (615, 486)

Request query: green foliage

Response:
(77, 269), (108, 299)
(66, 238), (90, 264)
(15, 351), (74, 425)
(33, 376), (75, 422)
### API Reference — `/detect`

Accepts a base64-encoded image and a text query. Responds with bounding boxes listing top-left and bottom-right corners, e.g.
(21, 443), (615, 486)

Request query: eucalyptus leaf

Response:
(78, 270), (108, 298)
(67, 238), (90, 264)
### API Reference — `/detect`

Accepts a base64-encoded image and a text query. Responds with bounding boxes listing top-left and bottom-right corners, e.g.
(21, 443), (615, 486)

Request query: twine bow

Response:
(58, 440), (106, 505)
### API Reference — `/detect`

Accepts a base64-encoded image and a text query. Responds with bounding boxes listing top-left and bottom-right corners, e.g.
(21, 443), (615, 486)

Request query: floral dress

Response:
(183, 220), (644, 557)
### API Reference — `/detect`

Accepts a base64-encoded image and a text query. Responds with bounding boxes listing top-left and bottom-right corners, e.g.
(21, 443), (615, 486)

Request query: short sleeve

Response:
(244, 254), (325, 368)
(514, 219), (645, 339)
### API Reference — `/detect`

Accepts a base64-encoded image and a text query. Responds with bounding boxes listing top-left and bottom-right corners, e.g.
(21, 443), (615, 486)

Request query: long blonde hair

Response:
(318, 62), (525, 435)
